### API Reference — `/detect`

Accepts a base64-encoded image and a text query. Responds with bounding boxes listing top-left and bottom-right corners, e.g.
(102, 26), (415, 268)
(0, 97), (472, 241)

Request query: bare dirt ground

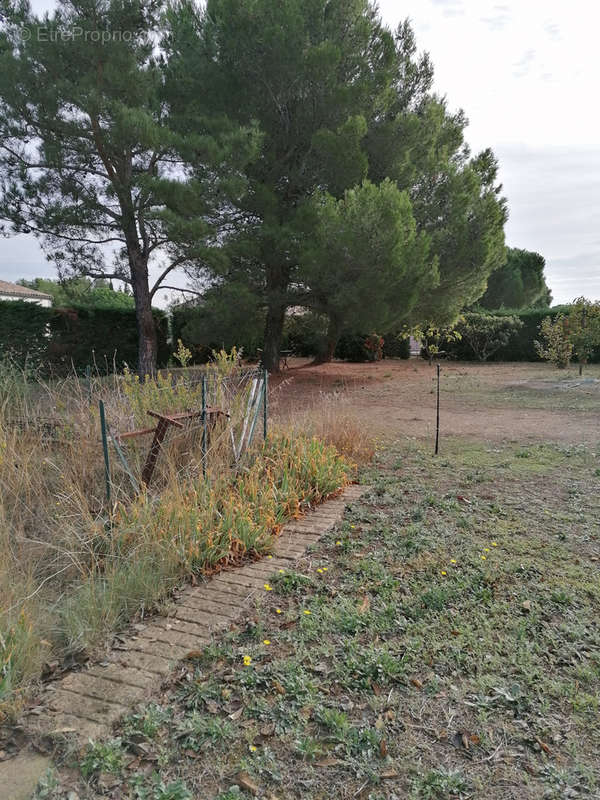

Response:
(272, 358), (600, 445)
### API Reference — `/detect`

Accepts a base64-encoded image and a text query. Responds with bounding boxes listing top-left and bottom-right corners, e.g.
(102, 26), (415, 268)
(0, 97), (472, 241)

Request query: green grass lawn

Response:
(38, 438), (600, 799)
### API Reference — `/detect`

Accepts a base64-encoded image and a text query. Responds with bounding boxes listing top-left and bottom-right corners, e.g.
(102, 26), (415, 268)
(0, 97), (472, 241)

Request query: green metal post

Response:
(99, 399), (111, 502)
(85, 364), (92, 404)
(202, 374), (207, 478)
(263, 368), (268, 440)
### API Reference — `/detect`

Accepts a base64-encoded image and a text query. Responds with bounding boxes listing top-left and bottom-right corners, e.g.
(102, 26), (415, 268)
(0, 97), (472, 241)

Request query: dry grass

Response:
(0, 357), (357, 721)
(272, 389), (375, 466)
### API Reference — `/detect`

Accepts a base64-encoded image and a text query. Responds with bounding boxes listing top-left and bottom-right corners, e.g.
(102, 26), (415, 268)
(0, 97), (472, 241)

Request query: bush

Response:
(455, 312), (523, 362)
(438, 307), (574, 362)
(534, 314), (573, 368)
(382, 333), (410, 359)
(336, 333), (384, 362)
(0, 301), (169, 375)
(283, 312), (328, 357)
(0, 300), (52, 369)
(171, 284), (265, 363)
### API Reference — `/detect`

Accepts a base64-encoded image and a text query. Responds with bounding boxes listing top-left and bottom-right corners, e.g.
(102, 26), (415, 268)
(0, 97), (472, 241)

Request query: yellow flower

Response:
(264, 583), (273, 591)
(278, 569), (285, 574)
(481, 555), (486, 561)
(484, 548), (490, 552)
(266, 555), (273, 559)
(303, 609), (311, 615)
(249, 745), (257, 752)
(450, 559), (457, 564)
(263, 639), (271, 645)
(336, 540), (342, 546)
(317, 568), (323, 573)
(243, 655), (252, 666)
(322, 567), (328, 571)
(492, 542), (498, 547)
(441, 571), (447, 576)
(350, 524), (356, 529)
(275, 608), (282, 614)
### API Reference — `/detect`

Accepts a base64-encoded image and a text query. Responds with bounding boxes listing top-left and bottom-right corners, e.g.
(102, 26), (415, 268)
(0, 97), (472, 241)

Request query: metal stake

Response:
(202, 374), (207, 477)
(263, 368), (268, 440)
(99, 399), (111, 502)
(434, 363), (440, 455)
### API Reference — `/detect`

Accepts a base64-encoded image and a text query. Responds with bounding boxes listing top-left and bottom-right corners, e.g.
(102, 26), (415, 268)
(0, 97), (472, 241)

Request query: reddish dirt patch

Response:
(271, 358), (600, 445)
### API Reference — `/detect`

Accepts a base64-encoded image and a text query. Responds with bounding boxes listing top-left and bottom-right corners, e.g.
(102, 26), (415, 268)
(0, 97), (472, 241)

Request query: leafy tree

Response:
(405, 322), (462, 365)
(456, 312), (523, 362)
(535, 315), (573, 369)
(0, 0), (257, 376)
(299, 179), (436, 361)
(480, 248), (552, 310)
(567, 297), (600, 375)
(18, 277), (135, 309)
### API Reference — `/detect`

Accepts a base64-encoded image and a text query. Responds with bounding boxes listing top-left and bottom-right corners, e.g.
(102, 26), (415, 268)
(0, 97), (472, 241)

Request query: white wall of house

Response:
(0, 292), (52, 307)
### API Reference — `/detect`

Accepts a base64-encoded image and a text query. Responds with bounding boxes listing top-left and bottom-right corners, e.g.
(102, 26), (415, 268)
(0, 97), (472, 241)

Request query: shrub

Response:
(336, 332), (384, 362)
(0, 301), (169, 375)
(382, 333), (410, 359)
(568, 297), (600, 373)
(283, 311), (328, 357)
(455, 312), (523, 362)
(534, 315), (573, 368)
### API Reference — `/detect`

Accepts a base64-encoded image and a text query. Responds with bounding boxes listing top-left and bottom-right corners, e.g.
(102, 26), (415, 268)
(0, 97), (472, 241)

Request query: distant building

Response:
(0, 280), (52, 307)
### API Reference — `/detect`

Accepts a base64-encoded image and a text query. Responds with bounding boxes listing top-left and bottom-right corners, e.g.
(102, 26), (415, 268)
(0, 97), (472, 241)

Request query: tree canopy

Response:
(163, 0), (507, 368)
(0, 0), (257, 375)
(18, 277), (135, 309)
(480, 248), (552, 310)
(1, 0), (509, 372)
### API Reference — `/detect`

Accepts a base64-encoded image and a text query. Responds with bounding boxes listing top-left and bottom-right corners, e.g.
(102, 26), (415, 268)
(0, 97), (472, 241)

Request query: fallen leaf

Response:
(235, 772), (259, 795)
(316, 757), (343, 767)
(359, 595), (371, 614)
(410, 677), (423, 690)
(272, 680), (286, 695)
(228, 706), (244, 721)
(535, 736), (551, 754)
(205, 699), (219, 714)
(183, 650), (204, 660)
(521, 600), (532, 613)
(381, 768), (399, 779)
(379, 739), (388, 758)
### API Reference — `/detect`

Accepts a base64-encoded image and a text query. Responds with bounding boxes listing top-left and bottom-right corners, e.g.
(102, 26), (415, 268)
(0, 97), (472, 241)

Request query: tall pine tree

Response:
(0, 0), (257, 375)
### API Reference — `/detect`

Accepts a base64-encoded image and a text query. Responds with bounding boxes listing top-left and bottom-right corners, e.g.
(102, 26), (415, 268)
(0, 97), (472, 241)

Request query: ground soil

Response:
(271, 358), (600, 444)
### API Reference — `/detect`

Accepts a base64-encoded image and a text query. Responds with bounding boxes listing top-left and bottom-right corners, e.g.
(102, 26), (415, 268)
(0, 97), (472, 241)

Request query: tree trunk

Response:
(262, 265), (288, 373)
(263, 302), (286, 373)
(130, 253), (157, 379)
(312, 317), (339, 364)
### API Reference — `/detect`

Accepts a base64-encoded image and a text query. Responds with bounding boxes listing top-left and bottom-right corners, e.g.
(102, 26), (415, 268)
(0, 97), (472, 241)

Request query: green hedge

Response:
(441, 306), (594, 362)
(0, 301), (169, 375)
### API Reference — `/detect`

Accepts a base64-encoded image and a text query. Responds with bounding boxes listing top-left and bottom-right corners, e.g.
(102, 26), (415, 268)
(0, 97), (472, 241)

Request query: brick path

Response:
(21, 484), (366, 751)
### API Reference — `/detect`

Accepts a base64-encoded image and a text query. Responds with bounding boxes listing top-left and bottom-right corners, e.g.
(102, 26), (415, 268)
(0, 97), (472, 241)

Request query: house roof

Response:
(0, 279), (53, 301)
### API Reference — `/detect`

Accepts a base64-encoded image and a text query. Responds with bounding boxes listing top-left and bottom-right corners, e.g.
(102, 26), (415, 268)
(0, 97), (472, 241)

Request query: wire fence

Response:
(0, 358), (270, 511)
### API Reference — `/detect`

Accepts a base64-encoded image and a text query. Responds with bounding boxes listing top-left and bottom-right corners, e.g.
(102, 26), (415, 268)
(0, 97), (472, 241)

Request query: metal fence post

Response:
(434, 363), (440, 456)
(99, 399), (111, 501)
(263, 368), (268, 440)
(202, 374), (207, 477)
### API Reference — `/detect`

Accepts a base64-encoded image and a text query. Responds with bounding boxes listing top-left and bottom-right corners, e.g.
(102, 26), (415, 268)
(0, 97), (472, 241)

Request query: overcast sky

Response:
(1, 0), (598, 306)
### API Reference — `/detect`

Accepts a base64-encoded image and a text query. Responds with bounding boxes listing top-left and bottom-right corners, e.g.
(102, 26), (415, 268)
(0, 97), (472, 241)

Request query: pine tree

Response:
(0, 0), (257, 375)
